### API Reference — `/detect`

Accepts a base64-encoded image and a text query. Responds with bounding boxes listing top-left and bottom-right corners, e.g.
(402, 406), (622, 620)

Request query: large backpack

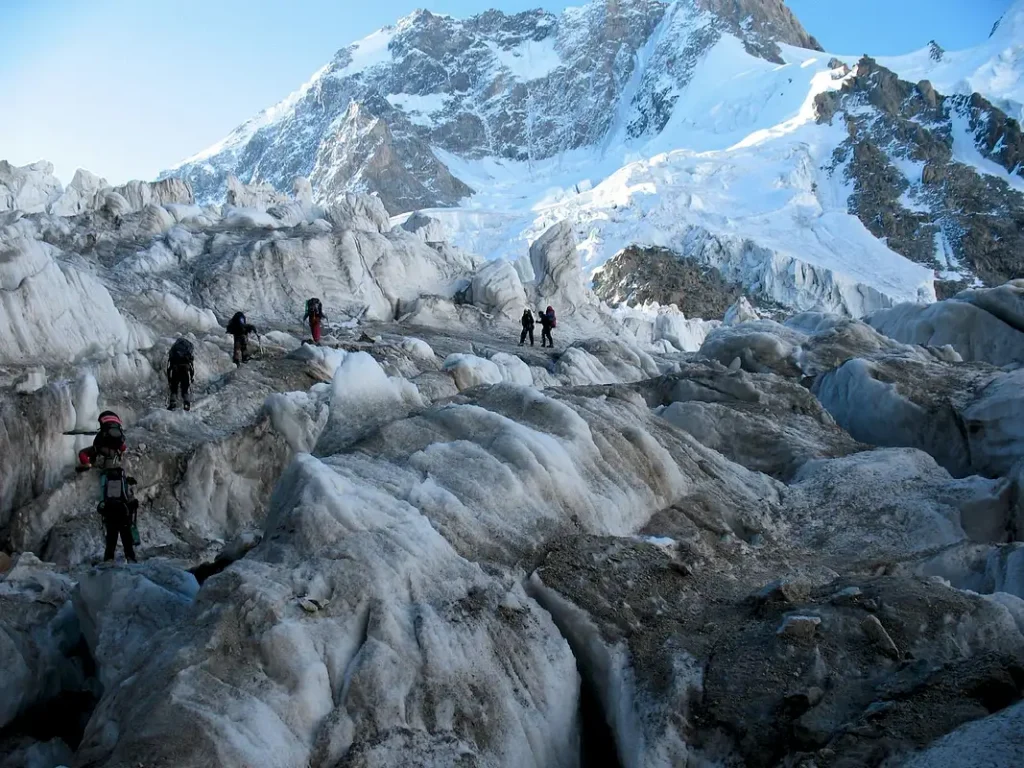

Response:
(95, 411), (125, 461)
(227, 312), (246, 335)
(306, 298), (323, 320)
(547, 307), (557, 328)
(169, 338), (194, 366)
(98, 467), (133, 518)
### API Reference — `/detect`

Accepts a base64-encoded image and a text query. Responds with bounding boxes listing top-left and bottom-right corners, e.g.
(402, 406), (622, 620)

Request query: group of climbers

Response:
(520, 306), (556, 348)
(76, 299), (328, 564)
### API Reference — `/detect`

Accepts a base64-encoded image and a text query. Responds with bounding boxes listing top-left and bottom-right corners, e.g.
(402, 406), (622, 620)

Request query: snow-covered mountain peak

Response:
(162, 0), (822, 215)
(990, 0), (1024, 39)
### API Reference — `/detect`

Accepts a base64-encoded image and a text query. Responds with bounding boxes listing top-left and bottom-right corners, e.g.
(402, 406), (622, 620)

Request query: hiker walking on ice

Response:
(303, 298), (326, 344)
(167, 337), (195, 411)
(520, 308), (535, 346)
(226, 311), (258, 365)
(74, 411), (140, 562)
(539, 306), (556, 348)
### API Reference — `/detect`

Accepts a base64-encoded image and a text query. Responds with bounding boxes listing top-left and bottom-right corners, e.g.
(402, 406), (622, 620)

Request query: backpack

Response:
(95, 411), (125, 460)
(227, 312), (246, 335)
(169, 338), (194, 366)
(98, 467), (134, 519)
(307, 298), (323, 320)
(101, 467), (128, 503)
(547, 307), (557, 328)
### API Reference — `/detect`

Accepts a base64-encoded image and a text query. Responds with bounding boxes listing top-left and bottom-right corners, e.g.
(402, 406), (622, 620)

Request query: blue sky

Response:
(0, 0), (1012, 184)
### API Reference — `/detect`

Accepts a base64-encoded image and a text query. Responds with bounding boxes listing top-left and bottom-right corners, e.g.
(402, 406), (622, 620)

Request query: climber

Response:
(226, 311), (258, 365)
(519, 308), (535, 346)
(77, 411), (126, 470)
(167, 337), (196, 411)
(98, 466), (139, 563)
(303, 297), (327, 344)
(539, 306), (556, 348)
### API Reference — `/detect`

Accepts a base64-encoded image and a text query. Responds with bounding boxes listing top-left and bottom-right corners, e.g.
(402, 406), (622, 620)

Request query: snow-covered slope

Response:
(876, 0), (1024, 123)
(162, 0), (1023, 317)
(162, 0), (819, 214)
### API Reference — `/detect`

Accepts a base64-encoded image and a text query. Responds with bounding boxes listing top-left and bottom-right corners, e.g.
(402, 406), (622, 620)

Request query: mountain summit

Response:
(163, 0), (820, 213)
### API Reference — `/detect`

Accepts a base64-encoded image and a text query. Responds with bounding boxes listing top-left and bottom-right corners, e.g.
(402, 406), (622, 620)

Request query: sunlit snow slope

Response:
(401, 37), (938, 317)
(165, 0), (1024, 317)
(876, 0), (1024, 123)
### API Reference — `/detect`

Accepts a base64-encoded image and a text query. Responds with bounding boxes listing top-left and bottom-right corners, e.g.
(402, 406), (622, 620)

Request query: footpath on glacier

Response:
(1, 164), (1024, 768)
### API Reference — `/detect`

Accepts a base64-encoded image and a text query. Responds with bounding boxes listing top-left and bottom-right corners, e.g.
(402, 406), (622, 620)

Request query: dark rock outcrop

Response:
(593, 245), (747, 320)
(817, 57), (1024, 289)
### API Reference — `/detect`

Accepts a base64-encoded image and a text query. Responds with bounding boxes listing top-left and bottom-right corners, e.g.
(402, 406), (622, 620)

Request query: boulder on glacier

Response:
(867, 281), (1024, 366)
(787, 448), (1016, 563)
(530, 220), (589, 311)
(469, 259), (528, 318)
(698, 320), (805, 376)
(399, 211), (446, 242)
(646, 362), (863, 480)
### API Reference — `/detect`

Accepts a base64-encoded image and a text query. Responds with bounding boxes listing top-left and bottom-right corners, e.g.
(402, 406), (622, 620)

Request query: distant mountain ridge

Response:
(162, 0), (820, 213)
(160, 0), (1024, 317)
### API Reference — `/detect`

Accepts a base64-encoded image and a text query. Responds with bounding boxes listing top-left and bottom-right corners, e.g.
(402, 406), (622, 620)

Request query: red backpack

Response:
(547, 307), (557, 328)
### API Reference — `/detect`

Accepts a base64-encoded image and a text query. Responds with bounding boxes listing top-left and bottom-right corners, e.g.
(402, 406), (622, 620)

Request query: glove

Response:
(75, 465), (90, 473)
(126, 477), (138, 486)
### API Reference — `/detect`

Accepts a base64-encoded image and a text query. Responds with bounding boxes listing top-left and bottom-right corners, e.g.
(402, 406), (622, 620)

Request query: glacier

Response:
(2, 1), (1024, 766)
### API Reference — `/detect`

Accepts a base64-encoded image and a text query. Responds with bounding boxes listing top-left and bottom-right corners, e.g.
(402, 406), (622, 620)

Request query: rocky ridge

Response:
(816, 57), (1024, 294)
(593, 244), (749, 320)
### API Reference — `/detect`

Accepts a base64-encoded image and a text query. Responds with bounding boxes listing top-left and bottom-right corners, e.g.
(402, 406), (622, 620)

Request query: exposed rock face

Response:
(695, 0), (821, 62)
(593, 244), (746, 319)
(817, 57), (1024, 289)
(161, 0), (821, 214)
(399, 211), (446, 242)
